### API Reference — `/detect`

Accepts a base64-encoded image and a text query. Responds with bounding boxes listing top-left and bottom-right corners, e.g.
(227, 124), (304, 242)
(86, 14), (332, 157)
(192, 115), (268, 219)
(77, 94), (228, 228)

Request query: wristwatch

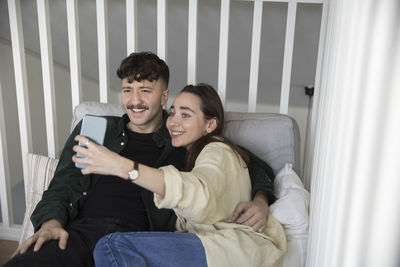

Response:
(128, 161), (139, 181)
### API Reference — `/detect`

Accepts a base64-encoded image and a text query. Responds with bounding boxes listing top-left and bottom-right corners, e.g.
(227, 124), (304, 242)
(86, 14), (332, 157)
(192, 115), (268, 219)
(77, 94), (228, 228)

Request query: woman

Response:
(73, 84), (286, 267)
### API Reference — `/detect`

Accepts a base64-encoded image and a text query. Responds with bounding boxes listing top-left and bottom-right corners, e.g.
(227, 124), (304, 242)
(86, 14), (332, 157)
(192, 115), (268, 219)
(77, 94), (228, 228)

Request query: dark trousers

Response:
(4, 217), (146, 267)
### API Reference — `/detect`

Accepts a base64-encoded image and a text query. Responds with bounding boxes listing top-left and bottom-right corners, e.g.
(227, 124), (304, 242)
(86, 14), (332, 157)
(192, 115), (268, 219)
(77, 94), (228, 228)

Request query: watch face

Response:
(129, 170), (139, 180)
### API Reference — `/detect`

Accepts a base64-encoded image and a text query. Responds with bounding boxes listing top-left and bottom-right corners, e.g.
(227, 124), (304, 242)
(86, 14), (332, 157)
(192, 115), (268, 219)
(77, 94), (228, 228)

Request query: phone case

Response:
(75, 115), (107, 169)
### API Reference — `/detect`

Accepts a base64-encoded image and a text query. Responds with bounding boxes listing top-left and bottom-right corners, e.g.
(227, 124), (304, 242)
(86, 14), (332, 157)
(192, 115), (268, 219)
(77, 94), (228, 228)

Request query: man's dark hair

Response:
(117, 51), (169, 86)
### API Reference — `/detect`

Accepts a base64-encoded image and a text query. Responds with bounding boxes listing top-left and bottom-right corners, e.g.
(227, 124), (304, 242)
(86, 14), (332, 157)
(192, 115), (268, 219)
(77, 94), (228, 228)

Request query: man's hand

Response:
(16, 219), (69, 255)
(231, 191), (269, 232)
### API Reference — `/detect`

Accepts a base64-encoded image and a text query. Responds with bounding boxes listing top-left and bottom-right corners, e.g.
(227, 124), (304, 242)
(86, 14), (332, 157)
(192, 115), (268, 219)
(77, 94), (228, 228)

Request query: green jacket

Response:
(31, 113), (274, 232)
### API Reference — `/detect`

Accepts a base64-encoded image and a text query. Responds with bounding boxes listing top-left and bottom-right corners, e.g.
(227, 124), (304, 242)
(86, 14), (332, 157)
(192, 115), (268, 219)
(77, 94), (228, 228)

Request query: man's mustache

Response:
(126, 104), (149, 110)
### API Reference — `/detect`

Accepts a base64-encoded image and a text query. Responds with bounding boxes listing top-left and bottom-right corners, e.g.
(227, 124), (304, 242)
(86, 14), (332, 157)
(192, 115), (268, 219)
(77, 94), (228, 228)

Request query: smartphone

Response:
(75, 115), (107, 168)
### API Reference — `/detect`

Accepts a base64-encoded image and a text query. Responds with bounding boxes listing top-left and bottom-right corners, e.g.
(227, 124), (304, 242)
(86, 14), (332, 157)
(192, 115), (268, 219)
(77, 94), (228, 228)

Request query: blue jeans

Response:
(94, 232), (208, 267)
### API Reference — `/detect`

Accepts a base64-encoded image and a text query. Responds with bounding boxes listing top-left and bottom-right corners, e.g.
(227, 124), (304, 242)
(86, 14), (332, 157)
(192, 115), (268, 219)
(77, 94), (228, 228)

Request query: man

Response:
(5, 52), (274, 266)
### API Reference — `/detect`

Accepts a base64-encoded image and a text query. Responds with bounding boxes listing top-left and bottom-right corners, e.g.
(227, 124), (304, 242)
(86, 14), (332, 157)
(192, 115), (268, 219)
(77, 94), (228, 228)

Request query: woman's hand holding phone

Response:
(72, 135), (132, 179)
(75, 115), (107, 168)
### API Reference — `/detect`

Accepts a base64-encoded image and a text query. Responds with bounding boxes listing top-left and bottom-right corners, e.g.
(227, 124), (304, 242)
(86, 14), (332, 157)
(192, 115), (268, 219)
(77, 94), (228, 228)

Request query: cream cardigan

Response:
(155, 142), (287, 267)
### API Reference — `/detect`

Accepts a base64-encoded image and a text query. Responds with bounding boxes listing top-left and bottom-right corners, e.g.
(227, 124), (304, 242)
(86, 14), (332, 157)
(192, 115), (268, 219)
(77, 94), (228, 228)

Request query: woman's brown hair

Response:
(181, 83), (249, 171)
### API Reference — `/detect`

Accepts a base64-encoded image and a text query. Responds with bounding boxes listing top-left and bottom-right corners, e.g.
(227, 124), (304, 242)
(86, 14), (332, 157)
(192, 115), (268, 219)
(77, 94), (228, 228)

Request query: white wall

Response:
(1, 39), (24, 189)
(0, 39), (120, 188)
(0, 0), (322, 109)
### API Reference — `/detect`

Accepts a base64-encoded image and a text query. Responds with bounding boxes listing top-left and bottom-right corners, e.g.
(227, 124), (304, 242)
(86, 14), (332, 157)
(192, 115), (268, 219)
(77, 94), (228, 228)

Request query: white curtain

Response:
(307, 0), (400, 266)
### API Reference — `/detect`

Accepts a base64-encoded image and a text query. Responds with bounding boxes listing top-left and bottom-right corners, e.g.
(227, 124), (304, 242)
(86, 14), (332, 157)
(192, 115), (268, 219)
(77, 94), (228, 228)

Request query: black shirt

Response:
(78, 126), (163, 230)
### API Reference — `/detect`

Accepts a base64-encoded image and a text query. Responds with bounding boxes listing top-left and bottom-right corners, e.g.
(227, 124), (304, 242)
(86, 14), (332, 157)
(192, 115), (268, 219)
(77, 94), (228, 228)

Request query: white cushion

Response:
(270, 164), (310, 267)
(19, 153), (59, 245)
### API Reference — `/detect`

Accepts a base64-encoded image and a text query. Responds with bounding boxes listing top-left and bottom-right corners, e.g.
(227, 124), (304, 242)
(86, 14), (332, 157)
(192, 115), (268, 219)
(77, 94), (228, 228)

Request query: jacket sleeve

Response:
(242, 147), (276, 205)
(30, 121), (85, 231)
(154, 143), (243, 224)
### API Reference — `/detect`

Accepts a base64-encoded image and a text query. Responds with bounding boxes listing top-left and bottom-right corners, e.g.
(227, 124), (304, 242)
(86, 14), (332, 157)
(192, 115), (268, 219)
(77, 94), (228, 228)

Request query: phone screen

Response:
(75, 115), (107, 168)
